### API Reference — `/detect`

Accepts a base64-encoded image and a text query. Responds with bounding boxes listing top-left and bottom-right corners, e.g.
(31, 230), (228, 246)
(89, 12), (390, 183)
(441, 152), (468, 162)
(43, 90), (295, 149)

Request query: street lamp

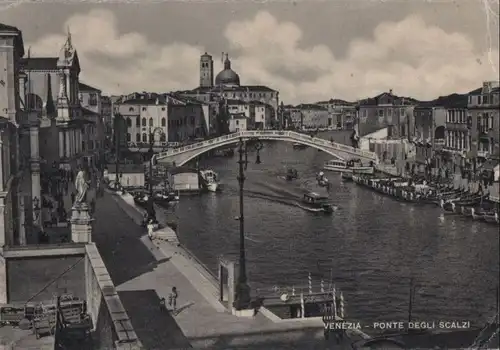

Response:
(233, 137), (263, 311)
(146, 126), (165, 223)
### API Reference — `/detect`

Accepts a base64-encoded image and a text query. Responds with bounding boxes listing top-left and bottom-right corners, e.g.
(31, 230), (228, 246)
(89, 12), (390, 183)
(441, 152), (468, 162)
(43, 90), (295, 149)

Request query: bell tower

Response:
(200, 53), (213, 88)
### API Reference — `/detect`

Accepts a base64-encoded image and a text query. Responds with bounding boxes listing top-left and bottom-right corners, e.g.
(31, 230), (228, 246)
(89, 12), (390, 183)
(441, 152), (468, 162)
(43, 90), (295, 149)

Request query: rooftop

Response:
(315, 98), (356, 105)
(415, 93), (469, 109)
(295, 104), (328, 111)
(79, 82), (101, 93)
(20, 57), (58, 71)
(358, 92), (420, 106)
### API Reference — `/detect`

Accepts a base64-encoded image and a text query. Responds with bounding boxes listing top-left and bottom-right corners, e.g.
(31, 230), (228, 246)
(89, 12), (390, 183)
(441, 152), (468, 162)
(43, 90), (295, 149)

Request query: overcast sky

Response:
(1, 0), (498, 103)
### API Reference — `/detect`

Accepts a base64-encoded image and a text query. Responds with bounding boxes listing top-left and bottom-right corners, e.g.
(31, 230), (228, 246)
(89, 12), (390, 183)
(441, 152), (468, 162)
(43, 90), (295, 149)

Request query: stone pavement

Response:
(93, 192), (366, 349)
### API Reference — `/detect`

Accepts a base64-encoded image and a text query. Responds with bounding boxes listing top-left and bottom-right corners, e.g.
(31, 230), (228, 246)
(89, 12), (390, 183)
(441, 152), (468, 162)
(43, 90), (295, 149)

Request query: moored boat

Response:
(297, 192), (336, 214)
(200, 169), (219, 192)
(154, 191), (180, 206)
(316, 172), (330, 187)
(323, 159), (374, 174)
(341, 172), (353, 181)
(483, 212), (499, 224)
(286, 168), (299, 181)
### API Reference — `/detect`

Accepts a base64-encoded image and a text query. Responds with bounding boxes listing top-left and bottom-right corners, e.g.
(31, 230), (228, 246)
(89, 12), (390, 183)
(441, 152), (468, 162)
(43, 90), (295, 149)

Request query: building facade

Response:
(79, 82), (105, 166)
(316, 99), (357, 129)
(0, 23), (25, 251)
(468, 81), (500, 162)
(115, 93), (208, 149)
(357, 91), (417, 138)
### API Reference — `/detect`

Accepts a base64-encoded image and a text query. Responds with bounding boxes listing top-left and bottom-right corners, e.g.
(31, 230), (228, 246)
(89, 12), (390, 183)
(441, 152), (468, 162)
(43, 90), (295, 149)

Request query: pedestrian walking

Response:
(168, 287), (178, 312)
(147, 220), (154, 240)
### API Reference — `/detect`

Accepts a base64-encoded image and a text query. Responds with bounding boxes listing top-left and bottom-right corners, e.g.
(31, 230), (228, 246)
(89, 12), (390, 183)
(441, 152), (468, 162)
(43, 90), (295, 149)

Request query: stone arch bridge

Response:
(154, 130), (379, 166)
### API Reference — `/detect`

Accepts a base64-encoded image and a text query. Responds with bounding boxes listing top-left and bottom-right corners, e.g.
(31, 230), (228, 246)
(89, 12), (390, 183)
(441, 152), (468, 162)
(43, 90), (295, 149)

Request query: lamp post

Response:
(146, 126), (165, 223)
(233, 137), (263, 311)
(114, 113), (122, 187)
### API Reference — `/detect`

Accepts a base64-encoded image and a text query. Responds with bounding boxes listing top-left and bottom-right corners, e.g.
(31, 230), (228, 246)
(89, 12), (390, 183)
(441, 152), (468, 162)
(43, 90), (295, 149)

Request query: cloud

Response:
(28, 9), (499, 104)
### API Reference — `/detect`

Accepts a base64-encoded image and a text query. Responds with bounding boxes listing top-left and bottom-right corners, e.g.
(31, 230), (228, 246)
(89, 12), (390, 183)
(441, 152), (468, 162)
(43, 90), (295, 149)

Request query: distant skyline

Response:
(1, 1), (499, 104)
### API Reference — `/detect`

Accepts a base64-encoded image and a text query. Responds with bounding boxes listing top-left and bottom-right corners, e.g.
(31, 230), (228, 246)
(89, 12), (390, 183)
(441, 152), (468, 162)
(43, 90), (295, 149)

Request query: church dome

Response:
(215, 53), (240, 87)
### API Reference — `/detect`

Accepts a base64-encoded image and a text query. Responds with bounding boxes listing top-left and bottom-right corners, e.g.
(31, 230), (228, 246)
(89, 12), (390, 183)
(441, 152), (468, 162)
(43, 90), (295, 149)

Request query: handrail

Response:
(156, 130), (378, 161)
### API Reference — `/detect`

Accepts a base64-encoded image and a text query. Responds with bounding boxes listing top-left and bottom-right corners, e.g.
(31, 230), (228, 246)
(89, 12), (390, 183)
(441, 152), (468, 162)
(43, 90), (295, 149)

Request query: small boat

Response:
(154, 191), (180, 206)
(483, 211), (499, 224)
(323, 159), (374, 174)
(286, 168), (299, 181)
(293, 143), (307, 150)
(341, 172), (353, 181)
(297, 192), (336, 214)
(133, 193), (149, 208)
(200, 169), (219, 192)
(316, 172), (330, 187)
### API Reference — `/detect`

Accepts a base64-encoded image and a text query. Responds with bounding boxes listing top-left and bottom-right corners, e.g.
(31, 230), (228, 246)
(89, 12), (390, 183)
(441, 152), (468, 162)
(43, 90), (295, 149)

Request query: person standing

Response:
(168, 287), (178, 313)
(147, 220), (154, 240)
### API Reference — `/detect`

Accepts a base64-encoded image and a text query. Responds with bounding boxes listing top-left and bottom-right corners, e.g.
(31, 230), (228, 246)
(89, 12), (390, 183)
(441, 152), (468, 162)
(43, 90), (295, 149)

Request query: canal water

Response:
(156, 131), (499, 328)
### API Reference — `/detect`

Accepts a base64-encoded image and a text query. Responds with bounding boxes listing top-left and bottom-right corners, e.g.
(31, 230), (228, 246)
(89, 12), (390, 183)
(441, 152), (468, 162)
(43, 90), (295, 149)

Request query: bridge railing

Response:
(156, 130), (377, 161)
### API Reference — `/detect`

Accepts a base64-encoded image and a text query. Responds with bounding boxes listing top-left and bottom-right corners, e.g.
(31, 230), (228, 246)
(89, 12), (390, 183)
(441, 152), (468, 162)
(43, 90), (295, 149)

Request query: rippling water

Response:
(156, 131), (499, 327)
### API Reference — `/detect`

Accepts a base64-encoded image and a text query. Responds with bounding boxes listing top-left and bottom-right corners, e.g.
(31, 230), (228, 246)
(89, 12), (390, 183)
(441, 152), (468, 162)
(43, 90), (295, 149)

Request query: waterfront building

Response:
(228, 113), (248, 132)
(315, 99), (357, 129)
(468, 81), (500, 164)
(438, 94), (471, 172)
(177, 53), (280, 128)
(357, 90), (418, 137)
(115, 92), (208, 148)
(293, 104), (332, 129)
(412, 94), (464, 170)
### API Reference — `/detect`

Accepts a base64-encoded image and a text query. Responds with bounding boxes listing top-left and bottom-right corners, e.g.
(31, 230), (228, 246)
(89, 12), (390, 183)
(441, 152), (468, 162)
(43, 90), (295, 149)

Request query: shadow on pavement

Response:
(92, 193), (163, 286)
(118, 290), (192, 349)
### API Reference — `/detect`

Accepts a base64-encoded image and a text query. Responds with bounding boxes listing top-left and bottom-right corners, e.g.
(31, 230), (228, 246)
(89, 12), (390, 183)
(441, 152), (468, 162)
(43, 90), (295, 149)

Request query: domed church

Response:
(177, 52), (280, 129)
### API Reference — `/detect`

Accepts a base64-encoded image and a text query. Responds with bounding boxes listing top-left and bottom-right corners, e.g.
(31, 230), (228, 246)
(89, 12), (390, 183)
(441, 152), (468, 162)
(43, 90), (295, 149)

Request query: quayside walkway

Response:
(93, 192), (366, 349)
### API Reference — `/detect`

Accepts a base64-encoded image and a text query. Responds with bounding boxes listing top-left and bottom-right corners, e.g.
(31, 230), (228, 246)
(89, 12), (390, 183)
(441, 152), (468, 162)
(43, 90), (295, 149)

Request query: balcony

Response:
(445, 122), (469, 131)
(434, 139), (445, 149)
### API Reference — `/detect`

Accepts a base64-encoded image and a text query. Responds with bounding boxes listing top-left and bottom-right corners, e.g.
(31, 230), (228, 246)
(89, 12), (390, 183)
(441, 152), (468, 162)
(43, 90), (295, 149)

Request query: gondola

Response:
(153, 191), (180, 207)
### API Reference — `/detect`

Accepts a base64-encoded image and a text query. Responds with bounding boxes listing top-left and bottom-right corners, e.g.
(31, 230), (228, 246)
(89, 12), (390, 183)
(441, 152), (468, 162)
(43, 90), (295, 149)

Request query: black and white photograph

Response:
(0, 0), (499, 348)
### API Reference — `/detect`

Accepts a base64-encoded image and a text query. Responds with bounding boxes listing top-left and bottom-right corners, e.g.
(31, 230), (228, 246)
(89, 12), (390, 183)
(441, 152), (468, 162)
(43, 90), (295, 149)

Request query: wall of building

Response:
(106, 172), (145, 188)
(171, 172), (200, 191)
(6, 254), (86, 302)
(229, 117), (247, 132)
(168, 104), (206, 142)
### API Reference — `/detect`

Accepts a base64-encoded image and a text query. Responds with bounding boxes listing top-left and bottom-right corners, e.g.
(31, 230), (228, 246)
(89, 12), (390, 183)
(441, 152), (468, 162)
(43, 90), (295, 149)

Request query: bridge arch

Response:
(155, 131), (378, 167)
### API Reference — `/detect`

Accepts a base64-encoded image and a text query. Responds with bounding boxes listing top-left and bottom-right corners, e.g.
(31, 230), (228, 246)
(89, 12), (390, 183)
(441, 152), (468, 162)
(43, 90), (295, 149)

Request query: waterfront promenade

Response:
(92, 192), (367, 349)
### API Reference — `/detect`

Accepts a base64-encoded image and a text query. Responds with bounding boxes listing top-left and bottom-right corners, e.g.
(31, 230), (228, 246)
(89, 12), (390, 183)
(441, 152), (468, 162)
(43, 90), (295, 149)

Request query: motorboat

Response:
(154, 191), (180, 206)
(286, 168), (299, 181)
(200, 169), (219, 192)
(293, 143), (307, 150)
(297, 192), (336, 214)
(341, 172), (353, 181)
(316, 172), (330, 187)
(133, 192), (149, 208)
(323, 159), (374, 174)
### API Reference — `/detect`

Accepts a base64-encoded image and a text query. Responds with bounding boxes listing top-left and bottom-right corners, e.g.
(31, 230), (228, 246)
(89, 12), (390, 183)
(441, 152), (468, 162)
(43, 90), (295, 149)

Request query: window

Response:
(160, 133), (166, 142)
(388, 109), (392, 116)
(149, 118), (153, 126)
(236, 120), (239, 125)
(142, 107), (147, 111)
(142, 133), (147, 142)
(142, 118), (146, 126)
(126, 118), (132, 127)
(378, 109), (384, 117)
(129, 107), (134, 112)
(82, 141), (86, 151)
(161, 118), (166, 127)
(89, 93), (98, 106)
(136, 133), (140, 142)
(136, 117), (140, 126)
(161, 107), (166, 111)
(126, 133), (131, 142)
(190, 116), (195, 125)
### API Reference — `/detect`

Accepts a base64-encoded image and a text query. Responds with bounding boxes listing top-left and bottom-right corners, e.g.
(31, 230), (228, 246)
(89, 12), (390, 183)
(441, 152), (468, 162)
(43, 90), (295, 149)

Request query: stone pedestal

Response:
(70, 203), (93, 243)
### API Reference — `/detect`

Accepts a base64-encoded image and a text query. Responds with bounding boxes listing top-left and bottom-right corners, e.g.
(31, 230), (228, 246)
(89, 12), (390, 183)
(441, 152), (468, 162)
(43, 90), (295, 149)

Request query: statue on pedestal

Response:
(74, 165), (90, 207)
